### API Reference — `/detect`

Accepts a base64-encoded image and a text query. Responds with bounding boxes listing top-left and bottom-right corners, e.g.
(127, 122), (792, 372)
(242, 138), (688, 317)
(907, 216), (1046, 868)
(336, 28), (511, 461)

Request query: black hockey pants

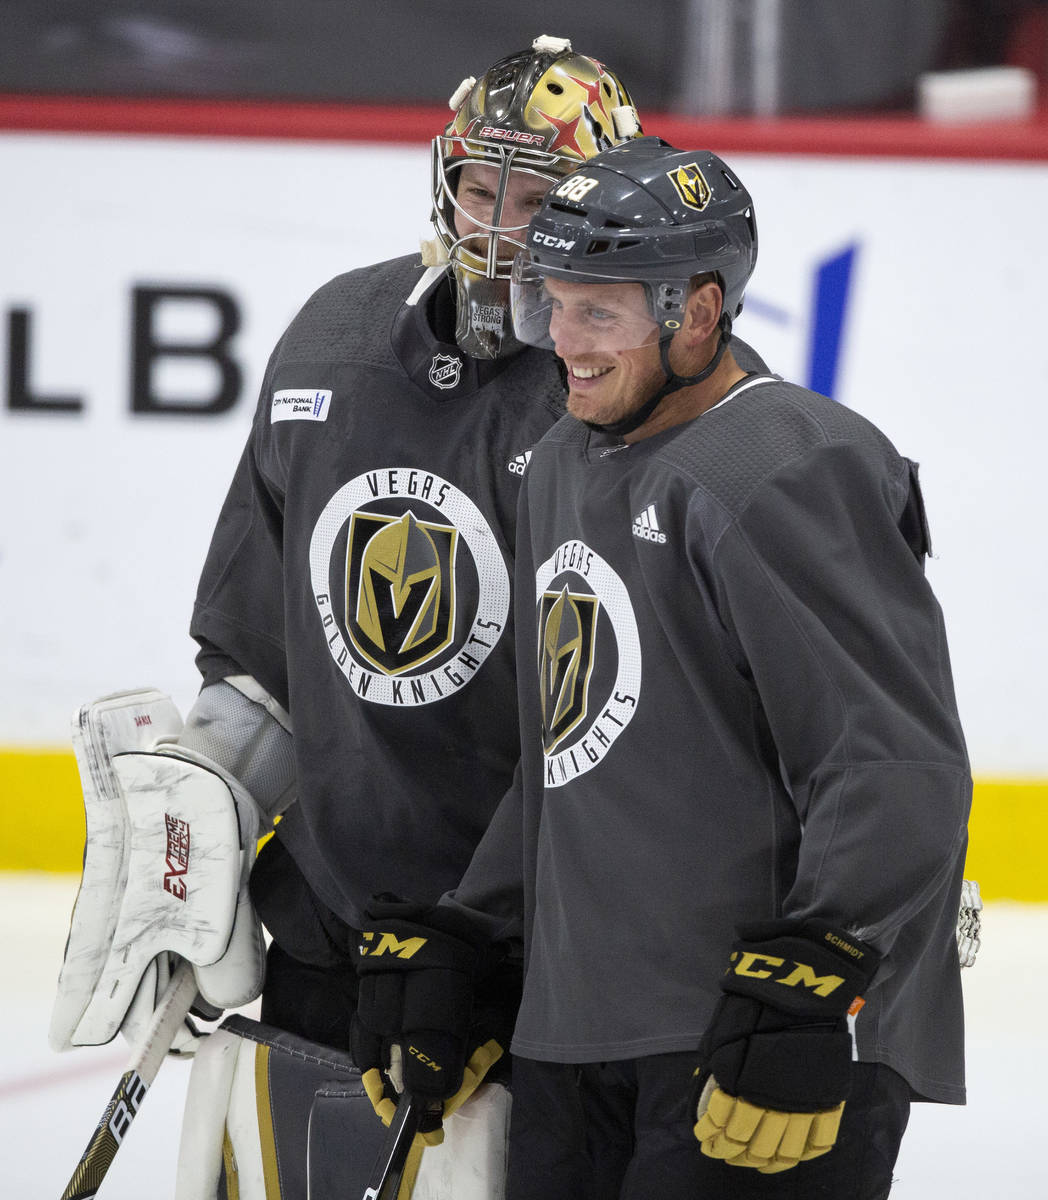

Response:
(507, 1053), (910, 1200)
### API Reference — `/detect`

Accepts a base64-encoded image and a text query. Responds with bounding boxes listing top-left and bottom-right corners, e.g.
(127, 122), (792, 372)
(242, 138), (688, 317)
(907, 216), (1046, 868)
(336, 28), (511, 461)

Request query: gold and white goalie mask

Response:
(429, 34), (642, 359)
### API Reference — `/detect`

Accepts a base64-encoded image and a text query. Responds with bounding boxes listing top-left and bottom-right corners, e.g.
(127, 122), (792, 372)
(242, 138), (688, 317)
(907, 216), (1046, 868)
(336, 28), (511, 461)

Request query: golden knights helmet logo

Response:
(667, 162), (712, 212)
(348, 510), (457, 676)
(539, 586), (598, 753)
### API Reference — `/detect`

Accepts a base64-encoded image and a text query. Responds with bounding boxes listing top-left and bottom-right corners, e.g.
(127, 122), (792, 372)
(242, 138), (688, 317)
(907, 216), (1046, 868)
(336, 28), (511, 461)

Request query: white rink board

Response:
(1, 133), (1046, 773)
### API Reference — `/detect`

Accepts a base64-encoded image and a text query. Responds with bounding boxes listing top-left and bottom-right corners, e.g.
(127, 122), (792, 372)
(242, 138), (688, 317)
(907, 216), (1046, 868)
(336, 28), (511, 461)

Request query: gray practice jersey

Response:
(456, 371), (970, 1104)
(192, 252), (771, 934)
(190, 255), (567, 928)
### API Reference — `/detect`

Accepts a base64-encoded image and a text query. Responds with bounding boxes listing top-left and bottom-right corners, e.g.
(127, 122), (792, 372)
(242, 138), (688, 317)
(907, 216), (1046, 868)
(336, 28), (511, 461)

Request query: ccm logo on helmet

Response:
(532, 231), (577, 250)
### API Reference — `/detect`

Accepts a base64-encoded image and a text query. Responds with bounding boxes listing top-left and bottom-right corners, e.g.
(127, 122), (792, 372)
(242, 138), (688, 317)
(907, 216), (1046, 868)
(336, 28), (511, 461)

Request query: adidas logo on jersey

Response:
(632, 504), (667, 544)
(508, 449), (533, 476)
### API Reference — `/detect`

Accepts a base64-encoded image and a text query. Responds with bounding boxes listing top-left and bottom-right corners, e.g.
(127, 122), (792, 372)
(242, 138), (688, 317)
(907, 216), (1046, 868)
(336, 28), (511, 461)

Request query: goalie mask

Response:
(510, 137), (758, 434)
(431, 34), (642, 359)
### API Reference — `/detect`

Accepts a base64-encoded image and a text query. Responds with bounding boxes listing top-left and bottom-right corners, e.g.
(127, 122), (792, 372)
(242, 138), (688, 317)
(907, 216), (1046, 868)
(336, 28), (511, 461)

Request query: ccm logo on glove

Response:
(725, 929), (871, 1001)
(692, 920), (882, 1173)
(410, 1046), (443, 1072)
(351, 896), (515, 1149)
(729, 953), (848, 997)
(359, 930), (428, 959)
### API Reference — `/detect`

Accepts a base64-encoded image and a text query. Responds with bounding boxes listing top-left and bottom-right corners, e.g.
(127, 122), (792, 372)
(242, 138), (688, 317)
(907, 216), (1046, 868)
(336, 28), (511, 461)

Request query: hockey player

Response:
(51, 39), (772, 1199)
(352, 138), (972, 1198)
(188, 34), (647, 1061)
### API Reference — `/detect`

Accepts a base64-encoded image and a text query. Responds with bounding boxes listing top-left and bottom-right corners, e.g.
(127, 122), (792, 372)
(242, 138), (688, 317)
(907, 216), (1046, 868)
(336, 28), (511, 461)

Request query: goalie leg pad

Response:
(175, 1024), (241, 1197)
(174, 1016), (511, 1200)
(176, 1015), (383, 1200)
(408, 1081), (511, 1200)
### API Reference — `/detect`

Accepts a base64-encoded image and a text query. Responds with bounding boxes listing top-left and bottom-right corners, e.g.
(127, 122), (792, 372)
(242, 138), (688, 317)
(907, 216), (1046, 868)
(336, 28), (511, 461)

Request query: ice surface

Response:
(3, 873), (1044, 1197)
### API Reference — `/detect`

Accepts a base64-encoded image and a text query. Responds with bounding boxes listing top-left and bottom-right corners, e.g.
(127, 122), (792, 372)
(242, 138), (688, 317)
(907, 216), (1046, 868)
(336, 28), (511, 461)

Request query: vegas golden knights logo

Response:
(667, 163), (712, 212)
(538, 586), (599, 753)
(346, 510), (458, 675)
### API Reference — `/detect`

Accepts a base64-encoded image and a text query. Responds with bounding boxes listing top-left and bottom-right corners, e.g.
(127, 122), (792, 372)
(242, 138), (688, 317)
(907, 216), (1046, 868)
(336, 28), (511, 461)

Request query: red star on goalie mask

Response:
(536, 108), (588, 159)
(565, 72), (612, 121)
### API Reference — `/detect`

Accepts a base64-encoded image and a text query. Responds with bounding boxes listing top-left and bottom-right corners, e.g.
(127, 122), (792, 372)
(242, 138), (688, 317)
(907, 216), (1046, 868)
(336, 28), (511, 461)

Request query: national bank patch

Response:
(271, 389), (332, 423)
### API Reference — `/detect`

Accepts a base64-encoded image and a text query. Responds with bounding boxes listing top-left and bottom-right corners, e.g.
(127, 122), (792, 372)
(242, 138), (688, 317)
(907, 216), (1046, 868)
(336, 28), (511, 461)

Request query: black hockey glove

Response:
(350, 895), (517, 1146)
(691, 920), (881, 1174)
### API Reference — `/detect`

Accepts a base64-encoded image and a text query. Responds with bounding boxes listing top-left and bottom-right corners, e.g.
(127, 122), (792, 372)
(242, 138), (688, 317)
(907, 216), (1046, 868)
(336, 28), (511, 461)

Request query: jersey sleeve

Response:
(190, 353), (290, 712)
(438, 474), (541, 947)
(440, 760), (526, 947)
(705, 439), (971, 950)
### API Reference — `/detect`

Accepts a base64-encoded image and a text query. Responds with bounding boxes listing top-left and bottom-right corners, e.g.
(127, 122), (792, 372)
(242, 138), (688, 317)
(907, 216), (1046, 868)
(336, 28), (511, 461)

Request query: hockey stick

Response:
(59, 959), (198, 1200)
(361, 1091), (427, 1200)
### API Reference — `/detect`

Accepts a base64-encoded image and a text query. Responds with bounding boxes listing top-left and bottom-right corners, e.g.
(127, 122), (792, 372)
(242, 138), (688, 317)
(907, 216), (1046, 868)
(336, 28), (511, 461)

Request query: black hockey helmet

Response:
(511, 137), (757, 349)
(430, 35), (642, 359)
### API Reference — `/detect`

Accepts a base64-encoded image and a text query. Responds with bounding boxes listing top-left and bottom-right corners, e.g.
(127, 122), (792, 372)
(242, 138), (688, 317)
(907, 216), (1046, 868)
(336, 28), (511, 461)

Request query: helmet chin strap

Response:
(585, 322), (731, 438)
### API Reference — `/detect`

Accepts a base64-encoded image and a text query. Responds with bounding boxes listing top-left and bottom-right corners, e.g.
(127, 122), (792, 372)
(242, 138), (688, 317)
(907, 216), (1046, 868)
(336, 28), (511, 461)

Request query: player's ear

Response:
(681, 277), (723, 348)
(677, 282), (725, 364)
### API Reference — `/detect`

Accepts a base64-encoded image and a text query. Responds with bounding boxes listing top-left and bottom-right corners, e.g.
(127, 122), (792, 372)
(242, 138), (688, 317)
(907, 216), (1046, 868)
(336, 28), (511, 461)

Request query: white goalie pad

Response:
(412, 1084), (510, 1200)
(50, 688), (265, 1052)
(175, 1025), (241, 1197)
(175, 1016), (510, 1200)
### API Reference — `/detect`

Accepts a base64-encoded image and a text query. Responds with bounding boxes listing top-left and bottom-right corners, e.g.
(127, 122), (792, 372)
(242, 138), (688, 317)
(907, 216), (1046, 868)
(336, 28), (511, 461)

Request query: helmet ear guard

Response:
(430, 36), (642, 359)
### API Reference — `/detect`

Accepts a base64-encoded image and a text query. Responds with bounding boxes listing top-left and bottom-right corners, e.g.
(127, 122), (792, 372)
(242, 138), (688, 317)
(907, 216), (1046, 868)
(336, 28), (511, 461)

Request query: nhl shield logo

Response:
(429, 353), (463, 390)
(538, 586), (599, 754)
(667, 163), (712, 212)
(346, 510), (458, 675)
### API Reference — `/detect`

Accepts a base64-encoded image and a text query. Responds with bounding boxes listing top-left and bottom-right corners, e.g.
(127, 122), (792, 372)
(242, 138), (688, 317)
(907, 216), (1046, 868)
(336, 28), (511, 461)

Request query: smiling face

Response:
(451, 161), (555, 273)
(543, 276), (667, 428)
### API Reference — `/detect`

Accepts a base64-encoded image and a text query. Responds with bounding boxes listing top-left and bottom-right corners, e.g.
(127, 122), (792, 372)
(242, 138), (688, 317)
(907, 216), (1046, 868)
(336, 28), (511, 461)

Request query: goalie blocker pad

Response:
(50, 688), (265, 1053)
(175, 1015), (510, 1200)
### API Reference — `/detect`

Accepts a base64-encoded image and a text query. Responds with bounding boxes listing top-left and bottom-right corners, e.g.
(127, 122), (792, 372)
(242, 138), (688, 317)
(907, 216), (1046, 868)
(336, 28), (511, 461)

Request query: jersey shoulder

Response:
(274, 254), (426, 372)
(663, 377), (905, 514)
